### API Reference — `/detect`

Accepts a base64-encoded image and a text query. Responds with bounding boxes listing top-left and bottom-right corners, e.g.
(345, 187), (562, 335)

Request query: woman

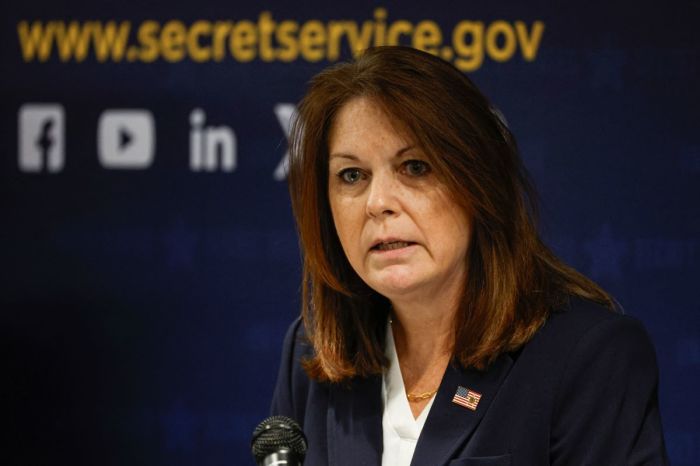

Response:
(271, 46), (668, 465)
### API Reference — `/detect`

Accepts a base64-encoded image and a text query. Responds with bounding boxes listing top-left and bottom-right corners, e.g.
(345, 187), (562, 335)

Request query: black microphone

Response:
(251, 415), (307, 466)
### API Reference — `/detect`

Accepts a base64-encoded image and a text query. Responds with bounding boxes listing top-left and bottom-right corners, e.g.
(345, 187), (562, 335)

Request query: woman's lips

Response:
(372, 240), (414, 251)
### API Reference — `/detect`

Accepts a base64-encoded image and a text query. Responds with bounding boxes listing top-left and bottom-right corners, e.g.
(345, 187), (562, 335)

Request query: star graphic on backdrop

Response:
(583, 224), (628, 281)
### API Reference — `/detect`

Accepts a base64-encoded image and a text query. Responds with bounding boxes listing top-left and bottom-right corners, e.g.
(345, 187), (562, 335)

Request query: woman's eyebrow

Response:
(328, 153), (359, 161)
(329, 145), (417, 162)
(395, 145), (417, 158)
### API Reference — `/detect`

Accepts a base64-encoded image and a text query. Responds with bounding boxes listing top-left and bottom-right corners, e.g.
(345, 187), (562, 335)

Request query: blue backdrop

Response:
(3, 1), (699, 464)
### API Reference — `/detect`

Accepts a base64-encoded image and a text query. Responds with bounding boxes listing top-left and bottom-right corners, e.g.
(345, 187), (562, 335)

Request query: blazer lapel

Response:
(327, 374), (383, 466)
(410, 353), (514, 466)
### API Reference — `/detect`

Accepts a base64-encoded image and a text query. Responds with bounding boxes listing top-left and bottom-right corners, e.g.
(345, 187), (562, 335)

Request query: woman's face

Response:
(327, 97), (471, 304)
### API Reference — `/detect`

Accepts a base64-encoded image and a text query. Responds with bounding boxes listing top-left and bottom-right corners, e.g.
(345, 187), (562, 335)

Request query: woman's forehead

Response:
(327, 97), (417, 152)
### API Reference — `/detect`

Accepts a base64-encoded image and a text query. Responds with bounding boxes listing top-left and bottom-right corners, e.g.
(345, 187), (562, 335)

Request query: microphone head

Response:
(251, 415), (307, 464)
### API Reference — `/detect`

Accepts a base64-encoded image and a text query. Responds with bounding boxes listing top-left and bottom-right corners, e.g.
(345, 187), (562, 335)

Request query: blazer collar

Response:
(411, 353), (514, 466)
(326, 352), (514, 466)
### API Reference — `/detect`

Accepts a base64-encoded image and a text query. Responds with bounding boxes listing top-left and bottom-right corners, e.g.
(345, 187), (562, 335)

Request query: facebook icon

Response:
(18, 104), (65, 173)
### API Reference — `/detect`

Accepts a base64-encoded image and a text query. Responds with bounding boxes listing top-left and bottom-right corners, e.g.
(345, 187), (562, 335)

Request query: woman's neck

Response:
(389, 274), (462, 361)
(390, 300), (456, 419)
(391, 300), (455, 363)
(387, 273), (464, 418)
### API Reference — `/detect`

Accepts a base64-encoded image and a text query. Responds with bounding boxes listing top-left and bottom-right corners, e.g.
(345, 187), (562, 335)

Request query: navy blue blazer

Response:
(270, 299), (668, 465)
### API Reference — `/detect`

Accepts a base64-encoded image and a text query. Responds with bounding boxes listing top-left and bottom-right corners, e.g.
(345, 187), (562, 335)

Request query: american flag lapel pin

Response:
(452, 385), (482, 411)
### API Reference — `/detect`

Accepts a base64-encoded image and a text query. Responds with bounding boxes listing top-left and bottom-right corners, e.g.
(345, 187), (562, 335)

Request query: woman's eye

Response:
(338, 168), (363, 184)
(404, 160), (430, 177)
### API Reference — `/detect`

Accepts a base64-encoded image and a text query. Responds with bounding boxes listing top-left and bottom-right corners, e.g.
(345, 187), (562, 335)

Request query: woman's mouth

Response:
(371, 241), (415, 251)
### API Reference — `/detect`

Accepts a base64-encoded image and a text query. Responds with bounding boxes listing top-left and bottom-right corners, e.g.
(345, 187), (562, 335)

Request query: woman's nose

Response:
(365, 173), (399, 218)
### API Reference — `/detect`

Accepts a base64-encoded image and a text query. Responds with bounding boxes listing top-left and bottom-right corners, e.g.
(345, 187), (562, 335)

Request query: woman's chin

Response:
(367, 273), (424, 300)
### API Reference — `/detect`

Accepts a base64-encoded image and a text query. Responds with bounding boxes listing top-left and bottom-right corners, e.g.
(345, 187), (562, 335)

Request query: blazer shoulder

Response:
(534, 298), (660, 383)
(543, 296), (646, 343)
(542, 299), (668, 463)
(270, 317), (315, 423)
(544, 297), (658, 376)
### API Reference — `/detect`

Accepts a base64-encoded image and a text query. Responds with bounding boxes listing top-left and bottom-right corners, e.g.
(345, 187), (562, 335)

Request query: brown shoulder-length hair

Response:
(287, 46), (614, 383)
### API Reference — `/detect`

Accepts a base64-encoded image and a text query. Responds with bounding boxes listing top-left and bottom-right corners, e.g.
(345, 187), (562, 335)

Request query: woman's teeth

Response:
(375, 241), (411, 251)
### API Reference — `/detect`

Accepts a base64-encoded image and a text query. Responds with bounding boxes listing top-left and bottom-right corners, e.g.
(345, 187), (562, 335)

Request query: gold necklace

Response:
(406, 389), (438, 402)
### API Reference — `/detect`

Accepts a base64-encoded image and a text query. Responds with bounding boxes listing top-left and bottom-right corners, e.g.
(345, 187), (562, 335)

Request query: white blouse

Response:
(381, 323), (436, 466)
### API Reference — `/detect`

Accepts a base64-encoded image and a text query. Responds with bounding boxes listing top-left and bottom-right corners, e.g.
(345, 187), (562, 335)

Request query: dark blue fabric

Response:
(271, 299), (668, 465)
